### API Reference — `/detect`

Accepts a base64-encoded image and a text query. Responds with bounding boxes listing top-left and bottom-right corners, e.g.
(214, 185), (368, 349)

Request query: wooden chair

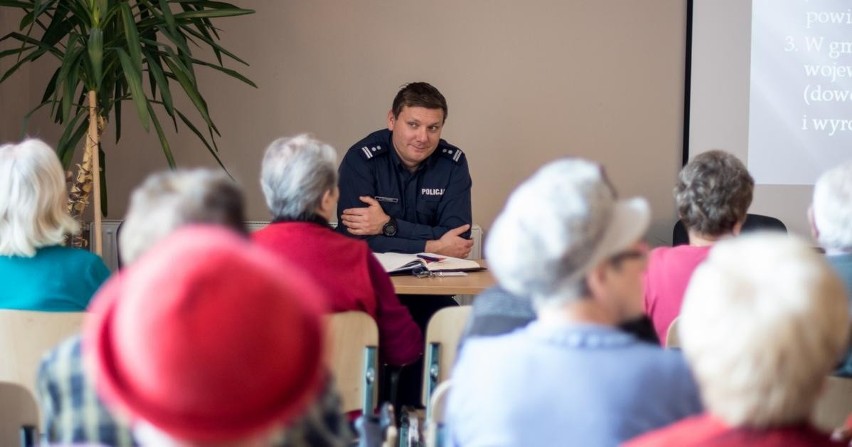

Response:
(425, 380), (452, 447)
(0, 381), (39, 446)
(0, 310), (85, 398)
(665, 316), (681, 349)
(421, 306), (472, 409)
(325, 311), (379, 414)
(813, 376), (852, 431)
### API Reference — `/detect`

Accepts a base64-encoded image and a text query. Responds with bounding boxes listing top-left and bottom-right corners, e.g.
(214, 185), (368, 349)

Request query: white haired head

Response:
(485, 158), (649, 309)
(260, 135), (337, 220)
(0, 139), (79, 256)
(680, 233), (848, 427)
(119, 169), (246, 265)
(812, 161), (852, 251)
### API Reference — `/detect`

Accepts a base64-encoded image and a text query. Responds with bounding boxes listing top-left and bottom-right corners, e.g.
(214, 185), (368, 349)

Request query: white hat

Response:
(486, 158), (650, 302)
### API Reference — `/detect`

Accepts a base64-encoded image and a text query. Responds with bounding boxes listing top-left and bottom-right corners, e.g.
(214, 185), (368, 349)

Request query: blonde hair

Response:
(680, 233), (848, 427)
(0, 139), (79, 256)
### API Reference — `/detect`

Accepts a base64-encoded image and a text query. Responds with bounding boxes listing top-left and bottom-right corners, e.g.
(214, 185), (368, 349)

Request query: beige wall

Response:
(0, 1), (687, 246)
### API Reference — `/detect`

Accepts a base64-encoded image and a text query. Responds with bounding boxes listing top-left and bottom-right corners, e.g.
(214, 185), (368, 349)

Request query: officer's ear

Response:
(387, 110), (396, 131)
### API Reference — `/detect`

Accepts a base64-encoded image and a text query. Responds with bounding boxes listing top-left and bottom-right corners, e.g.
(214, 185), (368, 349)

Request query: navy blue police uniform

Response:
(337, 129), (472, 254)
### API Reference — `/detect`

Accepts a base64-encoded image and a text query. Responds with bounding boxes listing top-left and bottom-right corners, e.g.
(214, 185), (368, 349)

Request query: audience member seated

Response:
(38, 170), (351, 447)
(84, 226), (328, 447)
(810, 161), (852, 377)
(626, 233), (849, 447)
(644, 150), (754, 341)
(253, 135), (422, 367)
(0, 139), (109, 310)
(446, 159), (702, 446)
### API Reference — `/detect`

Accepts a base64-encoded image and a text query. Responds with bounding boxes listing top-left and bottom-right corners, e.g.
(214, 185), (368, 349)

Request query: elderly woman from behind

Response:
(644, 150), (754, 341)
(0, 139), (109, 310)
(252, 134), (422, 368)
(627, 233), (849, 447)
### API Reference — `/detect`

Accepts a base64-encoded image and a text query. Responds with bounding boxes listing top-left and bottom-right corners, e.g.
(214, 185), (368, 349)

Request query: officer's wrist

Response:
(425, 240), (440, 254)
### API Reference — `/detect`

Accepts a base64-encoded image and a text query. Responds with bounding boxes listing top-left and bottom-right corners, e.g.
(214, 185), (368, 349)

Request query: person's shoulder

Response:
(623, 415), (715, 447)
(650, 244), (709, 265)
(619, 336), (688, 373)
(39, 245), (104, 264)
(632, 340), (688, 365)
(460, 328), (529, 359)
(40, 333), (83, 374)
(434, 139), (467, 166)
(346, 129), (391, 162)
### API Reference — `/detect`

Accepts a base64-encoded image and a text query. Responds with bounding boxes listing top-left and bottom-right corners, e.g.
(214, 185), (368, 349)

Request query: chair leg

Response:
(389, 367), (401, 412)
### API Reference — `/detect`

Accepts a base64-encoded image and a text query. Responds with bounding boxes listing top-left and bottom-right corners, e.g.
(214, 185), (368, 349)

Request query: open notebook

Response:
(374, 252), (484, 275)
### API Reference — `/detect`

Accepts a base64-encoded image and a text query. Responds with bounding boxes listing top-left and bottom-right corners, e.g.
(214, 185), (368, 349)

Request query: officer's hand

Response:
(340, 196), (390, 236)
(425, 224), (473, 258)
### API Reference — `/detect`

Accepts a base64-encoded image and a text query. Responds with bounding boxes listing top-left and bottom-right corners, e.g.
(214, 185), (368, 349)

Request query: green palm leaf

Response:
(0, 0), (254, 175)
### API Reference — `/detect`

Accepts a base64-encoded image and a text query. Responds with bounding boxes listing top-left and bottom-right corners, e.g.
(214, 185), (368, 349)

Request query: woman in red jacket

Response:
(253, 134), (422, 368)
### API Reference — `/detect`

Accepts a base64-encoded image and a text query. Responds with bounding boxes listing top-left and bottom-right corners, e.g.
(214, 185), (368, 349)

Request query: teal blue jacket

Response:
(0, 246), (110, 311)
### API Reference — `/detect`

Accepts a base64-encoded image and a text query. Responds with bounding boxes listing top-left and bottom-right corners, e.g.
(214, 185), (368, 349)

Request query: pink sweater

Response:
(643, 245), (712, 342)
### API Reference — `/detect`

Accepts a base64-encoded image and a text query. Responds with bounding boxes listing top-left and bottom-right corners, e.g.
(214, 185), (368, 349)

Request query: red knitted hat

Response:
(84, 225), (327, 442)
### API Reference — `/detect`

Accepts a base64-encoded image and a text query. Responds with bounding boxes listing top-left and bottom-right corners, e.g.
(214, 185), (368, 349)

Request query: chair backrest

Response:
(325, 311), (379, 414)
(0, 310), (85, 398)
(813, 376), (852, 431)
(665, 317), (681, 349)
(0, 381), (39, 447)
(421, 306), (472, 407)
(672, 213), (787, 246)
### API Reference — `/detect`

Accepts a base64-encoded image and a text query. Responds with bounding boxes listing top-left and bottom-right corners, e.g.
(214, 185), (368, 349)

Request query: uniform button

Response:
(371, 147), (376, 152)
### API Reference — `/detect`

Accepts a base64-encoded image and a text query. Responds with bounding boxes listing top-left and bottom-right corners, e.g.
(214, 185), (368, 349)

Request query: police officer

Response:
(337, 82), (473, 258)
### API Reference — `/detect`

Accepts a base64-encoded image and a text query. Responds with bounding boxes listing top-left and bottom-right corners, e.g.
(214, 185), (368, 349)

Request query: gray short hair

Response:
(260, 135), (337, 220)
(812, 161), (852, 250)
(119, 169), (246, 264)
(486, 158), (647, 309)
(680, 233), (848, 427)
(0, 139), (80, 256)
(676, 150), (753, 236)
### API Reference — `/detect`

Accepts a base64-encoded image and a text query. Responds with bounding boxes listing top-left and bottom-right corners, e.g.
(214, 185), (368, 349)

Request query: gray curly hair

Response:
(675, 150), (753, 237)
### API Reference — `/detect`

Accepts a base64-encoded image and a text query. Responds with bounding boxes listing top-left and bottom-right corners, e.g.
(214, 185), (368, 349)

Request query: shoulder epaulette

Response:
(438, 142), (465, 164)
(356, 142), (388, 160)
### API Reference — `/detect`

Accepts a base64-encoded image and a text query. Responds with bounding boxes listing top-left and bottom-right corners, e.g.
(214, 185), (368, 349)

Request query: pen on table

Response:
(417, 254), (443, 263)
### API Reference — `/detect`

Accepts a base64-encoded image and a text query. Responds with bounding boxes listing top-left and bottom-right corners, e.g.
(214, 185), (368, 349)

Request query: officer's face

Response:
(387, 106), (444, 171)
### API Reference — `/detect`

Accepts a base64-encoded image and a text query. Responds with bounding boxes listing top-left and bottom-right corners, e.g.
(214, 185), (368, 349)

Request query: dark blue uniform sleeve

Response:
(336, 148), (374, 234)
(337, 148), (426, 253)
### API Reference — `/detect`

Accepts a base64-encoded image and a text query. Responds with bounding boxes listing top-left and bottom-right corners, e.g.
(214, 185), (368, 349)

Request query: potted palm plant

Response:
(0, 0), (255, 254)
